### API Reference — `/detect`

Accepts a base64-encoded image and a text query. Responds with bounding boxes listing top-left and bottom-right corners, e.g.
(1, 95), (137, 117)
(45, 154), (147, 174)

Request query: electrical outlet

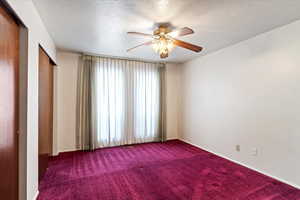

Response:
(236, 145), (240, 152)
(251, 148), (258, 156)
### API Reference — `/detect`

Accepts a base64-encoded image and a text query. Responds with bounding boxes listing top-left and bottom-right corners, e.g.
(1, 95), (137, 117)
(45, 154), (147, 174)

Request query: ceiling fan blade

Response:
(127, 41), (153, 52)
(173, 39), (203, 52)
(127, 32), (153, 38)
(167, 27), (194, 37)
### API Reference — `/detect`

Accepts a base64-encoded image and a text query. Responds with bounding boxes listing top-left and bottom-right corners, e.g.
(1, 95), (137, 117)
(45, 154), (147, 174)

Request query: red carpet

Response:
(38, 140), (300, 200)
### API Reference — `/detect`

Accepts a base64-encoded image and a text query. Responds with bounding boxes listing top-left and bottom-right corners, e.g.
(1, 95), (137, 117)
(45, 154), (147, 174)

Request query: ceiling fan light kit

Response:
(152, 36), (174, 58)
(127, 25), (203, 59)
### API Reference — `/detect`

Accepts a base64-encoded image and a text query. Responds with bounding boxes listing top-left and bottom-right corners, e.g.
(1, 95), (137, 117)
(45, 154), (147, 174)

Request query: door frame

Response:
(38, 45), (55, 181)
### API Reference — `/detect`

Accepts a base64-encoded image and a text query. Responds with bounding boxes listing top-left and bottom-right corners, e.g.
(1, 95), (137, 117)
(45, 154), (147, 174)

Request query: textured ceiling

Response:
(33, 0), (300, 63)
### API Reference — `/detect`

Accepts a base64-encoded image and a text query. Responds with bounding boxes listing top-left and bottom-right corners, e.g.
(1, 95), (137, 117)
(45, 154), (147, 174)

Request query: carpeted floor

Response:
(38, 140), (300, 200)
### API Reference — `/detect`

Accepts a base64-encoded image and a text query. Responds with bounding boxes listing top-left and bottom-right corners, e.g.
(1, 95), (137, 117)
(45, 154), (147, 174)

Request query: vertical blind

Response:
(77, 56), (166, 150)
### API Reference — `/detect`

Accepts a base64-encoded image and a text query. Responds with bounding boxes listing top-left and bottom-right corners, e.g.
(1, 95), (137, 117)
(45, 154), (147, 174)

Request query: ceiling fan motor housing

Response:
(154, 25), (172, 35)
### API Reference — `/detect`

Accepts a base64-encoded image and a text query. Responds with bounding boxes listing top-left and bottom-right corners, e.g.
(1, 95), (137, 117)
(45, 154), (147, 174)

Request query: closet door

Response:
(38, 47), (53, 181)
(0, 4), (19, 200)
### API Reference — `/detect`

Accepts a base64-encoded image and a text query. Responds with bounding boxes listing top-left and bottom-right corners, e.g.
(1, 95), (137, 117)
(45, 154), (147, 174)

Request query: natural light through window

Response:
(93, 58), (162, 147)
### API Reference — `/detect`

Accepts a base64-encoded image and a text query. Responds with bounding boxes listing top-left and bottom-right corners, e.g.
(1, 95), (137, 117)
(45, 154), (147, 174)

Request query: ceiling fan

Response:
(127, 25), (203, 59)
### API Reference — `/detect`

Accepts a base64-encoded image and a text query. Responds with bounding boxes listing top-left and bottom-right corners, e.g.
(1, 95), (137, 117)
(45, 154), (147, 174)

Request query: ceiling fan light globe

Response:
(167, 40), (175, 52)
(152, 36), (174, 57)
(152, 40), (160, 53)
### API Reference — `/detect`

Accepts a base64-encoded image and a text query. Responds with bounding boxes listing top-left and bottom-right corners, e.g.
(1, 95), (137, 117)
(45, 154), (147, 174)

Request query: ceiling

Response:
(33, 0), (300, 63)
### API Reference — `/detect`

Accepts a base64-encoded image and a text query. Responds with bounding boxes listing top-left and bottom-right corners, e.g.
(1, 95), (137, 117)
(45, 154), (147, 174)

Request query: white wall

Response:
(54, 51), (181, 153)
(180, 20), (300, 188)
(165, 63), (181, 140)
(54, 52), (80, 153)
(6, 1), (56, 199)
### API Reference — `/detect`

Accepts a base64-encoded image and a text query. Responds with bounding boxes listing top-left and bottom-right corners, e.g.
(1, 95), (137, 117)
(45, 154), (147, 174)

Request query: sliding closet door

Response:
(0, 4), (19, 200)
(38, 47), (53, 181)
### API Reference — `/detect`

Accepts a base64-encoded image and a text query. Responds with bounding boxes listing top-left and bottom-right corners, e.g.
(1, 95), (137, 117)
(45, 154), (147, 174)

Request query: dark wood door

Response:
(38, 47), (53, 181)
(0, 4), (19, 200)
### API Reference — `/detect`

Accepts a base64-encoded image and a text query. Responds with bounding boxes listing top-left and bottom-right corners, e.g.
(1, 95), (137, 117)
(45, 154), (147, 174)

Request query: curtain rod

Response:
(81, 52), (167, 65)
(58, 48), (181, 65)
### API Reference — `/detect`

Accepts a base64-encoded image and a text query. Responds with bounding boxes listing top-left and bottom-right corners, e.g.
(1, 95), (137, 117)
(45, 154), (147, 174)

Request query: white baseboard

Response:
(57, 148), (78, 154)
(33, 191), (39, 200)
(180, 139), (300, 189)
(52, 152), (59, 156)
(166, 137), (179, 141)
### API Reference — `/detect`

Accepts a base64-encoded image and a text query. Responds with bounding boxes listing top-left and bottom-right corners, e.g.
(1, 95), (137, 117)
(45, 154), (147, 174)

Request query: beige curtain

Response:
(159, 66), (167, 142)
(76, 57), (92, 150)
(77, 55), (166, 150)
